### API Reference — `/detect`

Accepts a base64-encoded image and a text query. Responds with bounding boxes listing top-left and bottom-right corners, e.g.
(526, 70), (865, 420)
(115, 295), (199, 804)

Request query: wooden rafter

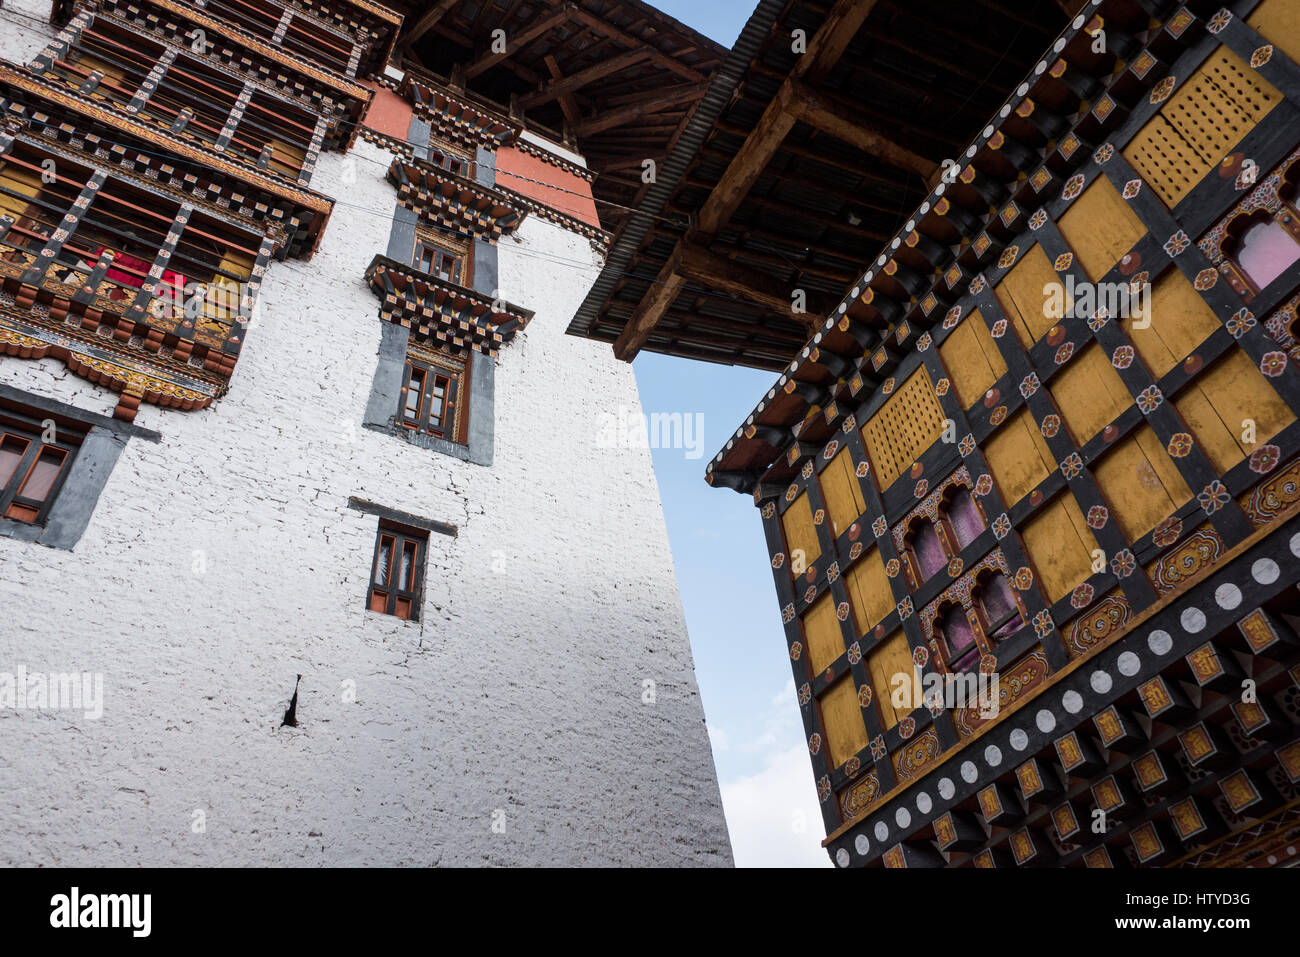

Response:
(573, 82), (707, 137)
(399, 0), (457, 50)
(787, 79), (937, 180)
(463, 5), (574, 79)
(519, 47), (653, 109)
(612, 0), (882, 360)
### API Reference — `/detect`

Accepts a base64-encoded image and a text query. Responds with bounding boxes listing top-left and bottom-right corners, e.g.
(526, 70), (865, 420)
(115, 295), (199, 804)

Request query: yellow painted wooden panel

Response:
(820, 447), (866, 537)
(802, 592), (845, 675)
(1125, 270), (1221, 378)
(867, 629), (915, 731)
(940, 308), (1007, 408)
(1058, 176), (1148, 280)
(845, 547), (892, 637)
(0, 162), (42, 220)
(820, 676), (869, 769)
(1021, 494), (1098, 603)
(1050, 342), (1133, 445)
(781, 492), (822, 568)
(1174, 349), (1297, 473)
(982, 407), (1055, 506)
(860, 366), (945, 489)
(994, 244), (1063, 346)
(1122, 47), (1280, 208)
(1093, 425), (1192, 541)
(1249, 0), (1300, 70)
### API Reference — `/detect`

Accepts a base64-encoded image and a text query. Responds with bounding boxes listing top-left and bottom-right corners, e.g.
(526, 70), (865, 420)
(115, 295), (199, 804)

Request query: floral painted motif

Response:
(1061, 452), (1084, 479)
(1054, 253), (1074, 272)
(1029, 209), (1048, 230)
(969, 275), (986, 295)
(1227, 308), (1256, 338)
(886, 558), (901, 577)
(975, 473), (994, 496)
(991, 319), (1008, 338)
(798, 683), (812, 705)
(847, 642), (862, 665)
(1199, 480), (1231, 514)
(789, 639), (802, 659)
(1086, 505), (1109, 529)
(849, 541), (863, 560)
(856, 461), (870, 478)
(959, 434), (976, 457)
(914, 479), (929, 499)
(785, 484), (799, 502)
(1093, 143), (1114, 164)
(992, 513), (1011, 539)
(1088, 310), (1110, 332)
(813, 508), (826, 525)
(1207, 8), (1231, 33)
(802, 460), (815, 479)
(1122, 179), (1142, 200)
(1055, 342), (1075, 365)
(1112, 345), (1134, 369)
(782, 604), (796, 624)
(1152, 516), (1182, 547)
(897, 596), (914, 620)
(1070, 582), (1095, 609)
(872, 516), (887, 538)
(998, 246), (1021, 270)
(1261, 351), (1287, 377)
(804, 585), (818, 604)
(842, 414), (856, 432)
(1061, 174), (1086, 201)
(935, 377), (951, 397)
(809, 733), (822, 755)
(1251, 45), (1274, 68)
(1136, 385), (1163, 414)
(870, 736), (887, 760)
(898, 717), (916, 740)
(913, 646), (929, 668)
(1013, 566), (1034, 591)
(762, 502), (776, 519)
(1110, 549), (1136, 578)
(990, 405), (1007, 427)
(1020, 373), (1041, 398)
(1164, 231), (1190, 257)
(858, 684), (873, 707)
(1194, 268), (1219, 290)
(843, 756), (861, 779)
(817, 776), (831, 803)
(1149, 75), (1176, 104)
(947, 557), (964, 578)
(1250, 444), (1281, 474)
(1167, 432), (1193, 457)
(944, 305), (963, 328)
(823, 440), (840, 460)
(1033, 609), (1054, 638)
(1041, 414), (1061, 438)
(772, 552), (786, 569)
(837, 600), (850, 621)
(882, 376), (897, 395)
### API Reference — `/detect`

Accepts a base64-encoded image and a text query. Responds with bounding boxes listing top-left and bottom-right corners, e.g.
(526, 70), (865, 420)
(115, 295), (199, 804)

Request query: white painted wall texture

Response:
(0, 0), (731, 865)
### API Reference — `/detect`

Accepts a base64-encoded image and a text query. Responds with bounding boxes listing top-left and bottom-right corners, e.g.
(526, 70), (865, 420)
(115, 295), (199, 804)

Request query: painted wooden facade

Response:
(710, 0), (1300, 868)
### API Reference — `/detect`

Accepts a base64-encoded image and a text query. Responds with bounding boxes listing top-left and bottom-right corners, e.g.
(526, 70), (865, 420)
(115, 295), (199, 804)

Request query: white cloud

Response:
(707, 723), (729, 752)
(720, 743), (832, 868)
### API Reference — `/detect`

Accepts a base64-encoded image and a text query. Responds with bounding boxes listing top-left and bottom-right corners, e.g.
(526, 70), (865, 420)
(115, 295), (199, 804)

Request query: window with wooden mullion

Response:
(367, 524), (425, 621)
(399, 354), (466, 442)
(0, 411), (83, 525)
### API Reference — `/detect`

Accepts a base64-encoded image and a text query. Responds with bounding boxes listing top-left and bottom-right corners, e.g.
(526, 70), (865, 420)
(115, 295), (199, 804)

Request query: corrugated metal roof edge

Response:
(563, 0), (790, 340)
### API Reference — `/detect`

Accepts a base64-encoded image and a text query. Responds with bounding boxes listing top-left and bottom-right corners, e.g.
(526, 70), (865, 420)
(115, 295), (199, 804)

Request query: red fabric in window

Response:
(95, 246), (185, 292)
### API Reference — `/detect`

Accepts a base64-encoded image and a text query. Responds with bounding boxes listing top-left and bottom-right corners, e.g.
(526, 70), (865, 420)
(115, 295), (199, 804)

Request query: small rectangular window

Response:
(0, 406), (85, 526)
(416, 242), (462, 284)
(399, 346), (469, 443)
(366, 520), (428, 621)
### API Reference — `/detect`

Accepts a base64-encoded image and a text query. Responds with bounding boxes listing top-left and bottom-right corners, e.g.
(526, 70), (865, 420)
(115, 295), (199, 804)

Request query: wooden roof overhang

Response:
(386, 0), (726, 237)
(83, 0), (378, 151)
(566, 0), (1079, 370)
(703, 0), (1175, 495)
(280, 0), (405, 78)
(365, 254), (534, 357)
(402, 72), (519, 152)
(0, 62), (335, 257)
(388, 154), (528, 241)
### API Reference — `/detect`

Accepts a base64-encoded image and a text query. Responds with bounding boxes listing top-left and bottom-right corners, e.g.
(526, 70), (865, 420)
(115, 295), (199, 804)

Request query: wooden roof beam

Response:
(612, 0), (879, 360)
(788, 79), (938, 180)
(463, 5), (575, 79)
(678, 241), (827, 326)
(566, 7), (709, 84)
(519, 47), (653, 109)
(573, 83), (707, 137)
(399, 0), (457, 50)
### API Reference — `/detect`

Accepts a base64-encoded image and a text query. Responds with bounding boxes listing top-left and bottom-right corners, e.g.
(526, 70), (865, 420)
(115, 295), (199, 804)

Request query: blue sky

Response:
(628, 1), (831, 867)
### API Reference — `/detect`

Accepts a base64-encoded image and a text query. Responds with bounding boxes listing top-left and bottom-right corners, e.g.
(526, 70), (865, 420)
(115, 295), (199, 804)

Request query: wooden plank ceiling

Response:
(386, 0), (726, 237)
(566, 0), (1077, 370)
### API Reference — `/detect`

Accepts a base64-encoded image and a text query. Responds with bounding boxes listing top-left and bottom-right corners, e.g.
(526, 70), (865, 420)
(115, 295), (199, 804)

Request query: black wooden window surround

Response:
(416, 241), (462, 284)
(0, 405), (85, 525)
(367, 519), (428, 621)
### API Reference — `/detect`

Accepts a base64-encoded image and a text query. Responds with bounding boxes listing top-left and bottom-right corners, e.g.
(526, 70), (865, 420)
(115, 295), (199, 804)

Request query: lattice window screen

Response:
(860, 366), (945, 489)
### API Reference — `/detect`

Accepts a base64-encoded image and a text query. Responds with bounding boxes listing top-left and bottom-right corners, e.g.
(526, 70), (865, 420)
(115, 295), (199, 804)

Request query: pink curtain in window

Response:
(942, 605), (978, 672)
(912, 521), (947, 579)
(1237, 220), (1300, 291)
(981, 573), (1024, 642)
(947, 488), (985, 549)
